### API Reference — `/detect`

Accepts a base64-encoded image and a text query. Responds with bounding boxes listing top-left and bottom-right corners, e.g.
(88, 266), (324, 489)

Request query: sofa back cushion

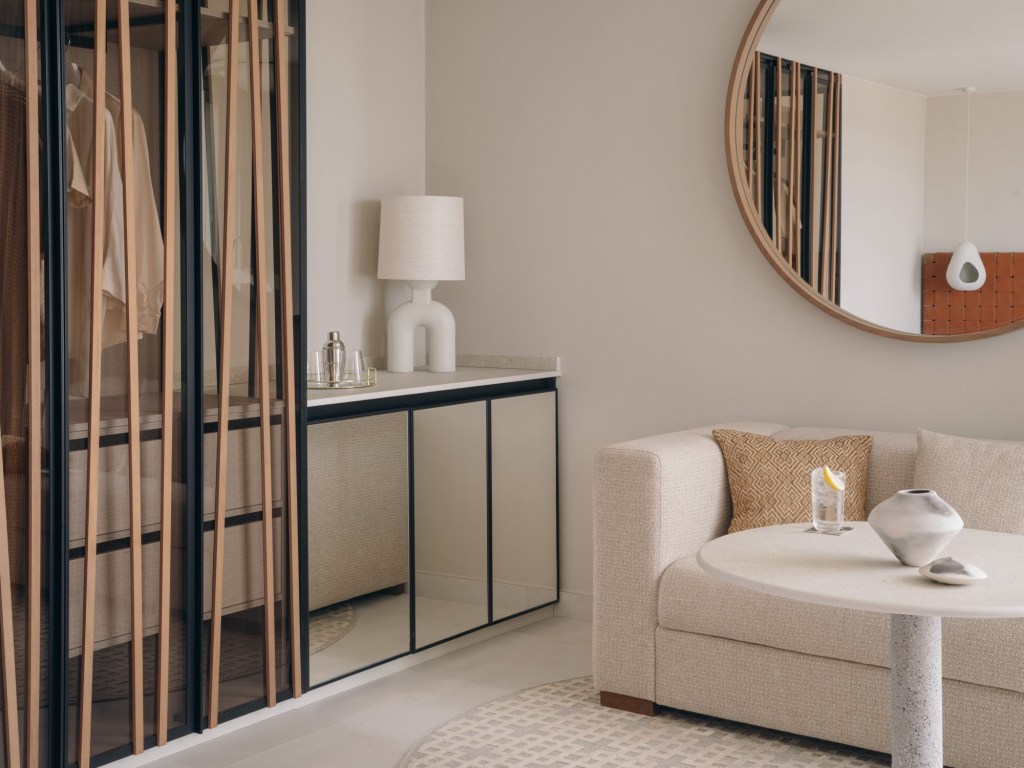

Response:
(713, 429), (873, 533)
(913, 429), (1024, 534)
(772, 427), (917, 510)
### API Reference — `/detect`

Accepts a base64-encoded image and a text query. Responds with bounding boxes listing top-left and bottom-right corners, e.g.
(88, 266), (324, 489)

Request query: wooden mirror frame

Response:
(725, 0), (1024, 343)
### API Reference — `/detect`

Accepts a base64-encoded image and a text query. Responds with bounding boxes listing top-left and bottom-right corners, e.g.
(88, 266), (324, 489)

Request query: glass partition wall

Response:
(0, 1), (303, 766)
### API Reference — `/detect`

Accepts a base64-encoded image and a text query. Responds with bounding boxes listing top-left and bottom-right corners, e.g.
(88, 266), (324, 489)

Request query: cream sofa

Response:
(593, 422), (1023, 768)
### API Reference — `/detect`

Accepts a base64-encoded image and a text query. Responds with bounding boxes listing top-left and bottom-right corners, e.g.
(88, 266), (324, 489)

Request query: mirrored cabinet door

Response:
(413, 403), (488, 648)
(307, 413), (410, 685)
(491, 393), (558, 620)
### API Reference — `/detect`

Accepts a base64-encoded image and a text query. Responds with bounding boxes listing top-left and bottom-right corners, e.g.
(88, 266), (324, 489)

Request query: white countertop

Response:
(307, 366), (560, 407)
(697, 522), (1024, 619)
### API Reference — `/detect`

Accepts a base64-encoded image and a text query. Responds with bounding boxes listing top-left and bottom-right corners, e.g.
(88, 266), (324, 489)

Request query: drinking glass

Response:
(811, 467), (845, 533)
(307, 350), (325, 384)
(341, 349), (368, 386)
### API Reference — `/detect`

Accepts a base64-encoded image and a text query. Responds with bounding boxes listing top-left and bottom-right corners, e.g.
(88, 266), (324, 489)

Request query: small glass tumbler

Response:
(811, 467), (845, 533)
(307, 350), (325, 384)
(341, 349), (368, 386)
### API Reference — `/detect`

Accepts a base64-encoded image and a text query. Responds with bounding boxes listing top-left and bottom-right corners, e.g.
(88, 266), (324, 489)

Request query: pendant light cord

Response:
(964, 88), (972, 242)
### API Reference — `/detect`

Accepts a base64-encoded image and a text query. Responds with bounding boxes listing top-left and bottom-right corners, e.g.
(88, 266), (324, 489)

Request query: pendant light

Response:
(946, 87), (986, 291)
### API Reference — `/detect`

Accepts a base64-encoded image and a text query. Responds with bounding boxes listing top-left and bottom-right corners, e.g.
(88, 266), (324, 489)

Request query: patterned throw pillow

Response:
(913, 429), (1024, 534)
(712, 429), (874, 533)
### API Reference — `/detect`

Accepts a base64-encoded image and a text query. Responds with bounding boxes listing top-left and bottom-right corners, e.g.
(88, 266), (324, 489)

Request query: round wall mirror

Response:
(726, 0), (1024, 341)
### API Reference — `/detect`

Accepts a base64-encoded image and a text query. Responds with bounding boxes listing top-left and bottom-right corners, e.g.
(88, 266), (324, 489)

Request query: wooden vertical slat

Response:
(79, 1), (108, 764)
(246, 0), (277, 709)
(273, 0), (303, 699)
(788, 62), (798, 270)
(0, 461), (18, 768)
(809, 68), (819, 293)
(774, 57), (781, 247)
(749, 54), (757, 189)
(209, 0), (242, 729)
(829, 75), (842, 303)
(819, 73), (833, 297)
(753, 54), (761, 218)
(156, 0), (177, 746)
(0, 417), (18, 767)
(790, 64), (798, 280)
(116, 0), (146, 751)
(0, 7), (28, 736)
(23, 0), (42, 765)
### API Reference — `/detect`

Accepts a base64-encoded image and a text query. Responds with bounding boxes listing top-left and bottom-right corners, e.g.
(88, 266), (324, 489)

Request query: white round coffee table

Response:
(697, 522), (1024, 768)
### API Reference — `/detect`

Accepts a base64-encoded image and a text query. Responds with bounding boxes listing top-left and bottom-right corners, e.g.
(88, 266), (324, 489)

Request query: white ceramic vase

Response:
(867, 489), (964, 567)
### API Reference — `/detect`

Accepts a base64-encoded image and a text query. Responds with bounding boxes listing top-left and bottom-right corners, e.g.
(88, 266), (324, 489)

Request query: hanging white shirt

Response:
(65, 79), (129, 396)
(78, 67), (165, 338)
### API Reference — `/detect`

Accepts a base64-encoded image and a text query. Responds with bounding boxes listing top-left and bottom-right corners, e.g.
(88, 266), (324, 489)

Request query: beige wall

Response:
(840, 77), (926, 334)
(424, 0), (1024, 601)
(925, 91), (1024, 253)
(306, 0), (426, 358)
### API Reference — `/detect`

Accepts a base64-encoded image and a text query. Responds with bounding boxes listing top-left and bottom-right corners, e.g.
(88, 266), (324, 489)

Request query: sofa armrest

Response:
(592, 421), (786, 701)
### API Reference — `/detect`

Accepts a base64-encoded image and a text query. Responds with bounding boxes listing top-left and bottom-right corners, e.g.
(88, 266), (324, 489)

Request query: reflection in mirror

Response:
(734, 0), (1024, 338)
(307, 414), (410, 685)
(414, 403), (489, 648)
(492, 394), (557, 620)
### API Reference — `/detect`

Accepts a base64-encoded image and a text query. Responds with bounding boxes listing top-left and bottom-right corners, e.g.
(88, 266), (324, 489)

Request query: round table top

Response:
(696, 522), (1024, 619)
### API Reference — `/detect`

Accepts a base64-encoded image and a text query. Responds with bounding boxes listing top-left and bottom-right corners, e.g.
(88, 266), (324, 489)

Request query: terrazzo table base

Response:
(697, 523), (1024, 768)
(890, 614), (941, 768)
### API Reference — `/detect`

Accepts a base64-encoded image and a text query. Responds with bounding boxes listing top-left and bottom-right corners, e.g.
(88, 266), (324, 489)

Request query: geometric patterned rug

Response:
(307, 601), (357, 655)
(400, 677), (889, 767)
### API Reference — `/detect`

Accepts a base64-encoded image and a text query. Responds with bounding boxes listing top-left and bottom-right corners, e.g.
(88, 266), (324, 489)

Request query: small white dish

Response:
(919, 557), (988, 585)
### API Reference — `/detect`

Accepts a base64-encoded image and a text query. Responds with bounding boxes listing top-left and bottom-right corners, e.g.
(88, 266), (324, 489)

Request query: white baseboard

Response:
(554, 590), (592, 621)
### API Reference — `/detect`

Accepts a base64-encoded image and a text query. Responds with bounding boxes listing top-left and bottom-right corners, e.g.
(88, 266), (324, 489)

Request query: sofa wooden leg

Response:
(599, 691), (660, 716)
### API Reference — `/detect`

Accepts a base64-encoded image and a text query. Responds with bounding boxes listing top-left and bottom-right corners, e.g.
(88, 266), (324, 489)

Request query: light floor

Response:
(150, 615), (592, 768)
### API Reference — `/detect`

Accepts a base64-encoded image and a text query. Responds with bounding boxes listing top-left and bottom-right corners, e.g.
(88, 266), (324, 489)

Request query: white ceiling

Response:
(759, 0), (1024, 96)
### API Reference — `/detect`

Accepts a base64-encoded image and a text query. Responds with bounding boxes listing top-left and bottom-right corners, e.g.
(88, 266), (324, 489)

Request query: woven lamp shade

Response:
(378, 195), (466, 281)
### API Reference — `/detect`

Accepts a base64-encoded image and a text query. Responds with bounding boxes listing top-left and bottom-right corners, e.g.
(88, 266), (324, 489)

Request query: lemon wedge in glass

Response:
(823, 465), (845, 492)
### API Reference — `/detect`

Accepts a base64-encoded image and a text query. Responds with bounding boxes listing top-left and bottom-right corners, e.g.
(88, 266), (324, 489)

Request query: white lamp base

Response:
(387, 281), (456, 373)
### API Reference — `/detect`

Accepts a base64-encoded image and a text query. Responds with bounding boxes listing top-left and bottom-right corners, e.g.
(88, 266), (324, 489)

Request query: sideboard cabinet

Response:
(305, 367), (559, 688)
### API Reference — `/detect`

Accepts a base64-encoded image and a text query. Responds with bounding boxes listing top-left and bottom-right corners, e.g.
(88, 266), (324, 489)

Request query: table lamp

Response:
(378, 195), (465, 372)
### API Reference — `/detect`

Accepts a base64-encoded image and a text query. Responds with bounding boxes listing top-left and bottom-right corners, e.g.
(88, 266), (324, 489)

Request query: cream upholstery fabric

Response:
(655, 629), (1024, 768)
(594, 423), (1024, 768)
(658, 555), (1024, 695)
(914, 428), (1024, 535)
(592, 422), (786, 701)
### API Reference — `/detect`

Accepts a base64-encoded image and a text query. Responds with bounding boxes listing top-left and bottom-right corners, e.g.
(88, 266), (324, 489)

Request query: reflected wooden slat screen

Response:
(156, 0), (177, 746)
(24, 0), (43, 765)
(273, 0), (303, 698)
(78, 0), (108, 763)
(209, 0), (242, 729)
(745, 53), (841, 303)
(246, 0), (278, 710)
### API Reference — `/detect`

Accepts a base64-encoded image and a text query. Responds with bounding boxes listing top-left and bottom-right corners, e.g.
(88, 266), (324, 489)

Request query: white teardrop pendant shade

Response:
(946, 241), (986, 291)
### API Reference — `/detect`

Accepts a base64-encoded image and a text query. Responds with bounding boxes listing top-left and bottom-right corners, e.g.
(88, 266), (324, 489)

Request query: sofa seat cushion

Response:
(658, 555), (1024, 695)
